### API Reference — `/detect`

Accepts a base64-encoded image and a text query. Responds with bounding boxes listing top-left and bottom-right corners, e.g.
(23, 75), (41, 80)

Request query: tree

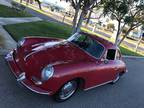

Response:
(85, 10), (93, 27)
(62, 0), (101, 34)
(102, 0), (144, 46)
(118, 4), (144, 45)
(26, 0), (30, 5)
(20, 0), (42, 10)
(135, 25), (144, 52)
(35, 0), (42, 10)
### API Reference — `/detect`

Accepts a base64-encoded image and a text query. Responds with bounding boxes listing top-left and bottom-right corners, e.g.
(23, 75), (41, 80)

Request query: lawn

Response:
(120, 46), (142, 56)
(0, 4), (32, 17)
(4, 21), (72, 41)
(4, 21), (142, 56)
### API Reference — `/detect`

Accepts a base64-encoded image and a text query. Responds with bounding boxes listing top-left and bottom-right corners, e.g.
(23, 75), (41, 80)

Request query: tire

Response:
(54, 80), (78, 102)
(111, 73), (120, 84)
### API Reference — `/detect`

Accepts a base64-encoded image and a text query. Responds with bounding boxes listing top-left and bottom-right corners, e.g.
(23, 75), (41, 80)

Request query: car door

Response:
(84, 49), (117, 89)
(101, 49), (122, 82)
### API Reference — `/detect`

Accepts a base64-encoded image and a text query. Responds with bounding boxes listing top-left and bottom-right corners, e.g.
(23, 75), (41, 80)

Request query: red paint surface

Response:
(6, 32), (126, 95)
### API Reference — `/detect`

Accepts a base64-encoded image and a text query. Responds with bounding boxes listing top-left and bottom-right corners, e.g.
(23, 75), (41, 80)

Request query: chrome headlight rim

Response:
(17, 38), (25, 47)
(41, 64), (54, 81)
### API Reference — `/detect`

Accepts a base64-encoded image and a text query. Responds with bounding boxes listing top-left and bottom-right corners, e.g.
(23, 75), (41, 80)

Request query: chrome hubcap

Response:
(59, 81), (77, 100)
(113, 74), (120, 83)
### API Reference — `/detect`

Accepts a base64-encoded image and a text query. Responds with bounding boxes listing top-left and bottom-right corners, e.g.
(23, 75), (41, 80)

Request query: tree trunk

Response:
(92, 23), (97, 32)
(75, 10), (86, 33)
(62, 13), (66, 23)
(37, 1), (42, 10)
(85, 10), (92, 27)
(118, 29), (131, 46)
(72, 6), (80, 34)
(115, 21), (121, 45)
(135, 36), (142, 52)
(20, 0), (23, 3)
(38, 2), (42, 10)
(35, 0), (41, 10)
(26, 0), (29, 5)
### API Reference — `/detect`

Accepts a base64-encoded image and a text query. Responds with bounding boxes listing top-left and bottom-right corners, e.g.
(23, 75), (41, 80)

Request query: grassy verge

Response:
(0, 4), (32, 17)
(4, 21), (143, 56)
(4, 21), (72, 41)
(120, 46), (142, 56)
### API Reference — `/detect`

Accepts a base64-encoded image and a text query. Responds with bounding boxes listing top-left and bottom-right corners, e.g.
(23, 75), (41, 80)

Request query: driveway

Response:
(0, 56), (144, 108)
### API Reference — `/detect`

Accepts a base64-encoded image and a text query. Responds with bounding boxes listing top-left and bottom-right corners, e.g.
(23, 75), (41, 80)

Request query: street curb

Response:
(122, 55), (144, 59)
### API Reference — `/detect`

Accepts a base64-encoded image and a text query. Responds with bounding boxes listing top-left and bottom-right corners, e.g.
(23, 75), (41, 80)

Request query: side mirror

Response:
(104, 59), (109, 64)
(101, 58), (109, 64)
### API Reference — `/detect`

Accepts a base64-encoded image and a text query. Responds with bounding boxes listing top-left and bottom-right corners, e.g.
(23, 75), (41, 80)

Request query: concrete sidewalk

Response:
(0, 0), (12, 7)
(0, 26), (17, 50)
(0, 17), (42, 53)
(0, 17), (42, 25)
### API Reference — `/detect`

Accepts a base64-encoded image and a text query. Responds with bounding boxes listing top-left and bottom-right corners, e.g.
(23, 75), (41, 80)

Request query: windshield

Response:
(67, 33), (105, 58)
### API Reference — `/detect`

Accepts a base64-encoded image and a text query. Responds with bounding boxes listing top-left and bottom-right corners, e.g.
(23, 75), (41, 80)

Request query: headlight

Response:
(41, 65), (54, 81)
(17, 38), (25, 47)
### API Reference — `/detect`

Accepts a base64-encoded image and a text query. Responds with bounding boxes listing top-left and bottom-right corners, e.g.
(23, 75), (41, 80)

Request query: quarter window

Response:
(106, 49), (116, 60)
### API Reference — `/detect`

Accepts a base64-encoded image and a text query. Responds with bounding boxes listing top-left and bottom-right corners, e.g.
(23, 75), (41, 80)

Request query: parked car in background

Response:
(5, 32), (127, 102)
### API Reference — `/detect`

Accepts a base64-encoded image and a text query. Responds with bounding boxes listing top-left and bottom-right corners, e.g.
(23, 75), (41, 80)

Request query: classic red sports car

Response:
(5, 32), (127, 102)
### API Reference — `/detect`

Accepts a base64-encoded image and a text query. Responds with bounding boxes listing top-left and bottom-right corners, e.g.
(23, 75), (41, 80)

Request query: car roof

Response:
(80, 32), (117, 50)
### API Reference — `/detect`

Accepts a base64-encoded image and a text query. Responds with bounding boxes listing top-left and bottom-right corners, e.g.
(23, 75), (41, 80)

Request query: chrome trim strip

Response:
(84, 80), (112, 91)
(24, 51), (37, 61)
(21, 82), (51, 95)
(17, 72), (26, 81)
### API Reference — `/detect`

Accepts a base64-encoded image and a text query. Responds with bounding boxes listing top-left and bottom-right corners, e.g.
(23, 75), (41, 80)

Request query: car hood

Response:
(16, 40), (92, 78)
(24, 41), (90, 65)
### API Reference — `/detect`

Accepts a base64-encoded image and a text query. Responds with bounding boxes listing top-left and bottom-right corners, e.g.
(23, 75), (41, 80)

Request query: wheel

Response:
(54, 80), (78, 102)
(111, 73), (120, 84)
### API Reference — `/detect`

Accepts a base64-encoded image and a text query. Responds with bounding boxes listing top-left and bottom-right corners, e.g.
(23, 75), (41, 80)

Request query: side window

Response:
(106, 49), (116, 60)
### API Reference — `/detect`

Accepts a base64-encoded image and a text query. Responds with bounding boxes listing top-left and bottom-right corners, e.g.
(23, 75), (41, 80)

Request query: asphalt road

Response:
(0, 56), (144, 108)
